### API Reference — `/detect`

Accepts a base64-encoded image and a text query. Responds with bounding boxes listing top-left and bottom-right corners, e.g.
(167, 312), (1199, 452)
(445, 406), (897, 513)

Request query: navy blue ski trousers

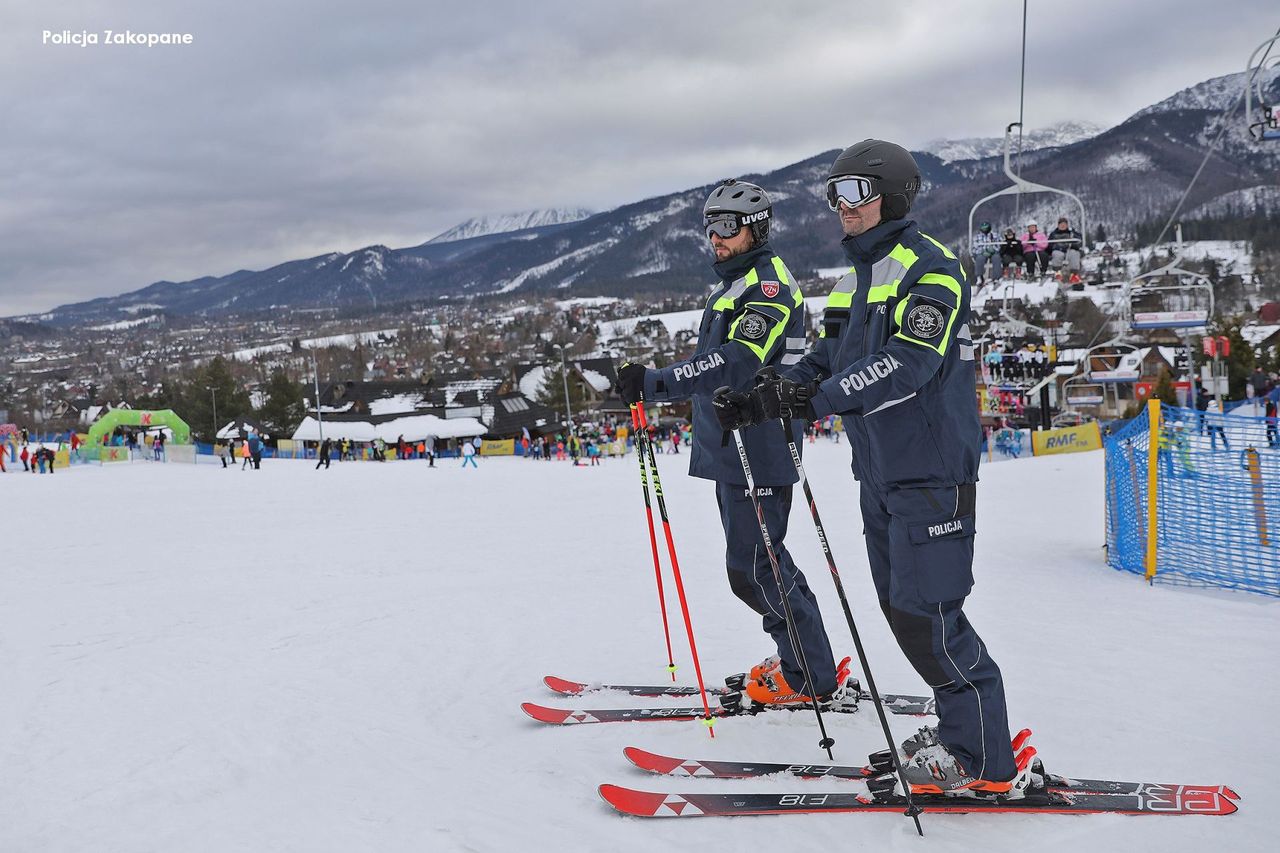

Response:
(859, 481), (1017, 782)
(715, 482), (838, 695)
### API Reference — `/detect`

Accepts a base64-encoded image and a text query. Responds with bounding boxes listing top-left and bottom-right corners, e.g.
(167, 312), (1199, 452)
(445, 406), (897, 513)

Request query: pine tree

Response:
(258, 370), (306, 436)
(536, 363), (590, 424)
(1152, 366), (1178, 406)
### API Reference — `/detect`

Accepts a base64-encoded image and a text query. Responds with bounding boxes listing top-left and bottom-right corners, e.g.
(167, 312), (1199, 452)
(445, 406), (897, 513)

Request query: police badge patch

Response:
(759, 281), (780, 298)
(907, 304), (945, 339)
(738, 312), (769, 339)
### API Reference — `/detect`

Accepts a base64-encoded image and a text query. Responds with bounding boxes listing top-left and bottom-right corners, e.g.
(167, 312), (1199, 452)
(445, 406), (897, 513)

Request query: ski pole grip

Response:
(755, 366), (779, 385)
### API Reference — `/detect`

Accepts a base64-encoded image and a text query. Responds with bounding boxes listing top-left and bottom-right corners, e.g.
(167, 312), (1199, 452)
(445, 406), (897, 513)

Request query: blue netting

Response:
(1105, 403), (1280, 596)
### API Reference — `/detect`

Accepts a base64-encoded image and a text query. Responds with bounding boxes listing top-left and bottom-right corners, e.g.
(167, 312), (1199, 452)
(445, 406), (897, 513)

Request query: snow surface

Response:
(494, 239), (619, 294)
(290, 414), (484, 442)
(601, 296), (828, 341)
(1097, 150), (1155, 174)
(86, 315), (161, 331)
(0, 445), (1273, 852)
(428, 208), (595, 244)
(923, 121), (1105, 164)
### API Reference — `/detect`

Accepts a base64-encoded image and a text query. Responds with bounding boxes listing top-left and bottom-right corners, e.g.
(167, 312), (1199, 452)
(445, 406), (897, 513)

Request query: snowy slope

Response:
(923, 121), (1105, 164)
(0, 446), (1272, 852)
(428, 208), (595, 244)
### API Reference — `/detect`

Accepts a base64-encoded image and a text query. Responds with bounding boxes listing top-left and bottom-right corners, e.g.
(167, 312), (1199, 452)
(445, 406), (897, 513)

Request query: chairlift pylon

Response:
(968, 122), (1089, 255)
(1245, 34), (1280, 141)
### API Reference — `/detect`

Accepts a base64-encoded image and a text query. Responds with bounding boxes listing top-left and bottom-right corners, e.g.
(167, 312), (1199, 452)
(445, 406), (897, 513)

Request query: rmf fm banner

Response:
(480, 438), (514, 456)
(1031, 421), (1103, 456)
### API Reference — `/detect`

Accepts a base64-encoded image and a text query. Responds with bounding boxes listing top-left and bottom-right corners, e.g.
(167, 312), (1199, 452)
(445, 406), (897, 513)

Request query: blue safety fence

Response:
(1105, 403), (1279, 596)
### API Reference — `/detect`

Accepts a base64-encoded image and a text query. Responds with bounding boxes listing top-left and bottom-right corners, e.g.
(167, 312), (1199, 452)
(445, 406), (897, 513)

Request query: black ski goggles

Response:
(705, 214), (744, 240)
(825, 175), (878, 211)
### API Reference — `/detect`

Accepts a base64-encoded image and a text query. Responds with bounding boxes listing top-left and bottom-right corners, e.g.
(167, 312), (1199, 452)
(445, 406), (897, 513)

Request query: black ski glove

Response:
(712, 386), (765, 431)
(754, 367), (819, 422)
(615, 362), (648, 405)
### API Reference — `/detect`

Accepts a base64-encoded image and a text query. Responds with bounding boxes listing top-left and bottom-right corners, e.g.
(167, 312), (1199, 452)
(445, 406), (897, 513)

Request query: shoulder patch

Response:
(907, 304), (945, 339)
(759, 281), (780, 299)
(738, 312), (769, 339)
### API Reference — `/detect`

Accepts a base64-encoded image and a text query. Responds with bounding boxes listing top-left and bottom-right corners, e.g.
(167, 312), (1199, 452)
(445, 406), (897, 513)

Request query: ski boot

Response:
(869, 726), (1039, 800)
(723, 654), (781, 692)
(721, 656), (854, 714)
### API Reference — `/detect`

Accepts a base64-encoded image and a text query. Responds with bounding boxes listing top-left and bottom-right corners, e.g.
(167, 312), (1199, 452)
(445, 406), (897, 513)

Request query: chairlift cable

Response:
(1015, 0), (1028, 221)
(1150, 23), (1280, 249)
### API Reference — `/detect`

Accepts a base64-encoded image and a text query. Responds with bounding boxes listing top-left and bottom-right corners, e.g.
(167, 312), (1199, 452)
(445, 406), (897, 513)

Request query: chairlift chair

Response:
(1083, 340), (1139, 383)
(1245, 35), (1280, 141)
(968, 122), (1088, 258)
(1125, 259), (1214, 330)
(1063, 375), (1106, 408)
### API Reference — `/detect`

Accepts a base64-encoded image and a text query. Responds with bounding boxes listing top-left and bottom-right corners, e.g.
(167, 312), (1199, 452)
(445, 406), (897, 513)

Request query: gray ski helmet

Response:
(827, 139), (921, 221)
(704, 179), (772, 243)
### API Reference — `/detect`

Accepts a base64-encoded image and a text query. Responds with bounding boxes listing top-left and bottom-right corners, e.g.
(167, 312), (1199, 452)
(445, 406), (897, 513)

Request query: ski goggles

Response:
(705, 214), (744, 240)
(825, 175), (878, 211)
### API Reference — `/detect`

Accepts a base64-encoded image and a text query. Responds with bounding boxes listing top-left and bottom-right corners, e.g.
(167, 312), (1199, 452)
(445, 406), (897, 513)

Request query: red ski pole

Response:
(630, 404), (677, 681)
(635, 404), (716, 737)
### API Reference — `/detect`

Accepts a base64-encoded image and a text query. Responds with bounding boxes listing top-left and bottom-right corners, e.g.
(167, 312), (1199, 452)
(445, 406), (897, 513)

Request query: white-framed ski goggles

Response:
(825, 175), (878, 211)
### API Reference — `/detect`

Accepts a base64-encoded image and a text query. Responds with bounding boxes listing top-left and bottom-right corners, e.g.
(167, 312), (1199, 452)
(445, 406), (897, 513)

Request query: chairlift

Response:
(1063, 375), (1105, 407)
(1083, 340), (1139, 383)
(1245, 35), (1280, 141)
(1126, 262), (1214, 330)
(968, 122), (1089, 257)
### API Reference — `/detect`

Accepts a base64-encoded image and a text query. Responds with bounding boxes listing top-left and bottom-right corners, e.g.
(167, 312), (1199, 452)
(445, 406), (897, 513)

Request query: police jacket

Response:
(784, 218), (980, 488)
(643, 243), (807, 486)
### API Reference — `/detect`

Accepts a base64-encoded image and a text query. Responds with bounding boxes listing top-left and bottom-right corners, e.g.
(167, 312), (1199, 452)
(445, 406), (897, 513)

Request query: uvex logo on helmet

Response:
(741, 209), (770, 224)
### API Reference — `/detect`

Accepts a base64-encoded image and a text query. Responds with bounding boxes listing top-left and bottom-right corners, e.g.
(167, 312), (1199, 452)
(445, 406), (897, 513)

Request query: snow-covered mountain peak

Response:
(427, 208), (595, 244)
(1130, 67), (1280, 121)
(924, 120), (1105, 164)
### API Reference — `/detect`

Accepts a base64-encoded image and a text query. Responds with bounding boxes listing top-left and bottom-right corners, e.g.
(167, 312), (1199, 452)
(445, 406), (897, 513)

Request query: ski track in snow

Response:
(0, 445), (1273, 852)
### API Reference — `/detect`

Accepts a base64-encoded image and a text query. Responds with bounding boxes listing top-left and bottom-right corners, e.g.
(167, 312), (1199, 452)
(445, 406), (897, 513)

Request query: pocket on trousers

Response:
(906, 517), (975, 603)
(887, 485), (977, 604)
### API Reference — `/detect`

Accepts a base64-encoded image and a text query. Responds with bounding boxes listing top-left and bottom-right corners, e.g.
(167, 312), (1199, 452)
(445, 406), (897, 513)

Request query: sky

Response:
(1, 0), (1276, 316)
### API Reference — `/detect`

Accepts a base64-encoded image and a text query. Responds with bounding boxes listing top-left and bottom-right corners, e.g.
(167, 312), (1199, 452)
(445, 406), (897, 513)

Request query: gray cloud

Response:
(1, 0), (1275, 314)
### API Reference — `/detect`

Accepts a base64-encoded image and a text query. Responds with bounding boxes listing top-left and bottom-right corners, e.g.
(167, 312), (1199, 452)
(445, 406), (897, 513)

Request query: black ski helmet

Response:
(704, 179), (772, 243)
(827, 139), (921, 221)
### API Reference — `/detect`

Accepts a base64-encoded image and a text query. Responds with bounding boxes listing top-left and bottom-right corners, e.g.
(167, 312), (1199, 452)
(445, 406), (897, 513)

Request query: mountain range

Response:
(30, 69), (1280, 326)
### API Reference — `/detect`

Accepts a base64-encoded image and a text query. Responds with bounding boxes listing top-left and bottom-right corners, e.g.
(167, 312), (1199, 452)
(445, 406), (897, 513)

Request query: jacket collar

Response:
(712, 242), (772, 283)
(841, 218), (913, 265)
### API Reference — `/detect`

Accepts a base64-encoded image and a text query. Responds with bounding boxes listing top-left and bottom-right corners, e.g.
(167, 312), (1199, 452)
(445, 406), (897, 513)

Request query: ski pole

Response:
(773, 412), (924, 836)
(634, 403), (716, 737)
(629, 403), (678, 681)
(725, 421), (835, 761)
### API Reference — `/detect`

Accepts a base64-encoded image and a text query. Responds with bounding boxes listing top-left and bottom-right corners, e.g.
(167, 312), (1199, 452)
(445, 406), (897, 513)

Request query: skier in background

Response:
(316, 437), (332, 470)
(461, 438), (478, 468)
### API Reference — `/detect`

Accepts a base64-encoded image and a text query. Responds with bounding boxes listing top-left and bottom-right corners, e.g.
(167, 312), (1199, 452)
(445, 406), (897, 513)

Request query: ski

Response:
(598, 783), (1240, 818)
(622, 746), (1242, 798)
(624, 746), (874, 780)
(542, 675), (936, 715)
(544, 675), (729, 698)
(624, 746), (874, 779)
(522, 690), (932, 726)
(523, 702), (730, 725)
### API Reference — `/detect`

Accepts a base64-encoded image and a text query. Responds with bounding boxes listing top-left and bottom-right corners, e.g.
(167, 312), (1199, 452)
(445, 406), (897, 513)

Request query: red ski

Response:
(598, 783), (1240, 818)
